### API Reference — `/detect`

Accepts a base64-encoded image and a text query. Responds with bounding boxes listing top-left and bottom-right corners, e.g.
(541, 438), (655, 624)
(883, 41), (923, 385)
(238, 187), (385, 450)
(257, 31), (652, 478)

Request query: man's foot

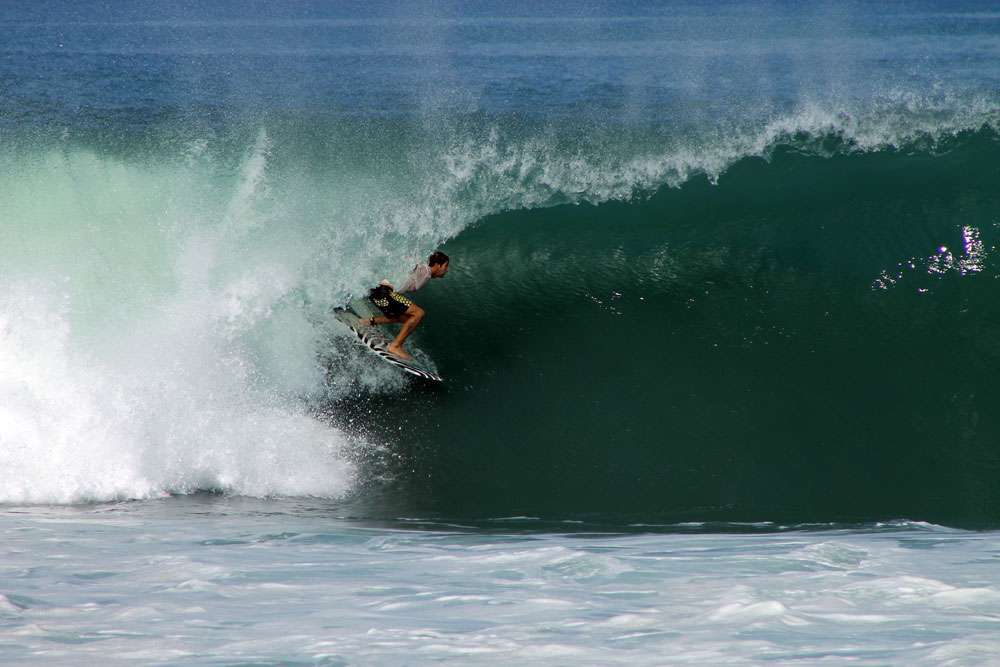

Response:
(386, 343), (413, 360)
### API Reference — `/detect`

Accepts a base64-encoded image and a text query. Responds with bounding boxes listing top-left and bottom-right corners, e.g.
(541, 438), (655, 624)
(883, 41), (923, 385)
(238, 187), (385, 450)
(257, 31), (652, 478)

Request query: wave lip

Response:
(427, 95), (1000, 229)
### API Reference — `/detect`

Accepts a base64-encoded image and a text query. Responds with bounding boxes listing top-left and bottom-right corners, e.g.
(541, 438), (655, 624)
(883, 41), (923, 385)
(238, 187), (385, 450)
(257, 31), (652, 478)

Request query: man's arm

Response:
(398, 264), (431, 293)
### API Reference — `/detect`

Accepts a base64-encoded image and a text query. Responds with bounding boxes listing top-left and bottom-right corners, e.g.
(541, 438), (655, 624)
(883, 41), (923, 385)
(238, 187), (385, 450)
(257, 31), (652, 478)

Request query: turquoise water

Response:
(2, 1), (1000, 662)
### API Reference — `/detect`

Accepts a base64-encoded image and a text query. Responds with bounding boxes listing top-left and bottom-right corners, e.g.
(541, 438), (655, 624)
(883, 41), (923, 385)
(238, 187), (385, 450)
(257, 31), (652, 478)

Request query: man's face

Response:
(431, 261), (449, 278)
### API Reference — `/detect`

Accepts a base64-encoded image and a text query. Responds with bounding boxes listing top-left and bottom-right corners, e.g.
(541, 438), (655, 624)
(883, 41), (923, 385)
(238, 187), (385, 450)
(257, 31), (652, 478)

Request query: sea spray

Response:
(0, 138), (357, 503)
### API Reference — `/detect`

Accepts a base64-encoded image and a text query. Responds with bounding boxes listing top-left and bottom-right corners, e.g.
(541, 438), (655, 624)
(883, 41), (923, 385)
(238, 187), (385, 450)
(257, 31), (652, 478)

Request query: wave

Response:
(1, 97), (998, 511)
(354, 120), (1000, 529)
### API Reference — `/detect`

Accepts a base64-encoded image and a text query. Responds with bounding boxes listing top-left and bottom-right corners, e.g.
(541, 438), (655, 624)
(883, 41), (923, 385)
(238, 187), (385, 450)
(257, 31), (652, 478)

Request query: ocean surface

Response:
(2, 1), (1000, 663)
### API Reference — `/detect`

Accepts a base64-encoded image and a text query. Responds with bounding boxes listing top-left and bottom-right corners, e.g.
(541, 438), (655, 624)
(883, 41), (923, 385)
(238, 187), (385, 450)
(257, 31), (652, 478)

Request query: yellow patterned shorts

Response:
(370, 290), (413, 317)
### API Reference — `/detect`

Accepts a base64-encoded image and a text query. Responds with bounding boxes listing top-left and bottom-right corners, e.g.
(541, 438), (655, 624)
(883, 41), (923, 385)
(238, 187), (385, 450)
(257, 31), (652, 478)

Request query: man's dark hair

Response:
(428, 251), (450, 267)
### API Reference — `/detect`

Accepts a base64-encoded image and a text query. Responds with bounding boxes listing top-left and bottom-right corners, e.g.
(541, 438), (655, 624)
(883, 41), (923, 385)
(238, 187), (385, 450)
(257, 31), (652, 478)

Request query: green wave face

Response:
(372, 130), (1000, 527)
(3, 112), (999, 523)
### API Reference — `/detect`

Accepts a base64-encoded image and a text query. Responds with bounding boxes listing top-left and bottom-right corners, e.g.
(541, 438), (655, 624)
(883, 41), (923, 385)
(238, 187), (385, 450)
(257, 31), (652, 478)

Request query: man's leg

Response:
(386, 305), (424, 359)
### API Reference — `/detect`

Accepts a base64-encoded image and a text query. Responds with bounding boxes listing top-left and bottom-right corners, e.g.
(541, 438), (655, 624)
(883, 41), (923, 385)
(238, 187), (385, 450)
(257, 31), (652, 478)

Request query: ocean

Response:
(2, 1), (1000, 663)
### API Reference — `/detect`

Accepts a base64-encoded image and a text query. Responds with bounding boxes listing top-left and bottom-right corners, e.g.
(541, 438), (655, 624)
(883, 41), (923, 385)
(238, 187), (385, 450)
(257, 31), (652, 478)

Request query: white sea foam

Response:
(0, 280), (355, 504)
(0, 139), (357, 504)
(2, 503), (999, 665)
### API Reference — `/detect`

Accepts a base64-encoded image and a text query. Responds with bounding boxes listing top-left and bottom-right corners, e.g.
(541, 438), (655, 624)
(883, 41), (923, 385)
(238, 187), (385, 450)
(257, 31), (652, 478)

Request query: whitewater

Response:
(4, 501), (1000, 666)
(3, 1), (1000, 663)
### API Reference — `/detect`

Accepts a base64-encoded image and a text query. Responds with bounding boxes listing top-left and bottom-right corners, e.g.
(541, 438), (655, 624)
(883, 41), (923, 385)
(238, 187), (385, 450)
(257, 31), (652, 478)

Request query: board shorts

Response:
(370, 289), (413, 318)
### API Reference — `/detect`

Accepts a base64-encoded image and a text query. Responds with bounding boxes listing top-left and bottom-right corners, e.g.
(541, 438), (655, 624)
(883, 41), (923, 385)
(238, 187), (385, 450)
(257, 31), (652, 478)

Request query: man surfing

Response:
(363, 251), (449, 360)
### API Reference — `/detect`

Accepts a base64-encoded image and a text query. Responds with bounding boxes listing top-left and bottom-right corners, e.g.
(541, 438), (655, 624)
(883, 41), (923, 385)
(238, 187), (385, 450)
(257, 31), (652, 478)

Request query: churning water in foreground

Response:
(4, 498), (1000, 666)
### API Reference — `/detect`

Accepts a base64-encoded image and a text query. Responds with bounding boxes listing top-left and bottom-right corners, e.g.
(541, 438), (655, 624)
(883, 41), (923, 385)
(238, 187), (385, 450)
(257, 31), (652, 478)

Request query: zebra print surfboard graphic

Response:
(334, 308), (443, 382)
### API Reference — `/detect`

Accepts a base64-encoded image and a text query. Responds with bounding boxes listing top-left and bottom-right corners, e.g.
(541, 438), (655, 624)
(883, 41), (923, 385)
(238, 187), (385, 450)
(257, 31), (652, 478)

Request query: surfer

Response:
(365, 251), (450, 360)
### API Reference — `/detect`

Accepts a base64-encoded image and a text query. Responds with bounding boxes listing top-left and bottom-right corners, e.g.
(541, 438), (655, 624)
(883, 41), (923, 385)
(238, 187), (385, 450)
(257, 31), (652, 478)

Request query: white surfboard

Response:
(333, 298), (443, 382)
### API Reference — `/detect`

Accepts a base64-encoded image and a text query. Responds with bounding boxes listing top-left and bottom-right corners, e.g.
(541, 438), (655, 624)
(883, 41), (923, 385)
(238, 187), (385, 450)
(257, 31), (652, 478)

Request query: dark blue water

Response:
(5, 1), (1000, 126)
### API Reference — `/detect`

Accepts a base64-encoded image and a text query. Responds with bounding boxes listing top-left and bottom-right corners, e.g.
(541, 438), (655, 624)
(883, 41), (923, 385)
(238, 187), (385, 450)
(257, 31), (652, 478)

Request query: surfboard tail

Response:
(333, 306), (443, 382)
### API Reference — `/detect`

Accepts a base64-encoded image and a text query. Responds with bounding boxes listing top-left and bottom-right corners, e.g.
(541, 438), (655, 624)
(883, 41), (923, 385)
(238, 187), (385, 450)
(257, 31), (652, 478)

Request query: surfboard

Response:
(333, 298), (443, 382)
